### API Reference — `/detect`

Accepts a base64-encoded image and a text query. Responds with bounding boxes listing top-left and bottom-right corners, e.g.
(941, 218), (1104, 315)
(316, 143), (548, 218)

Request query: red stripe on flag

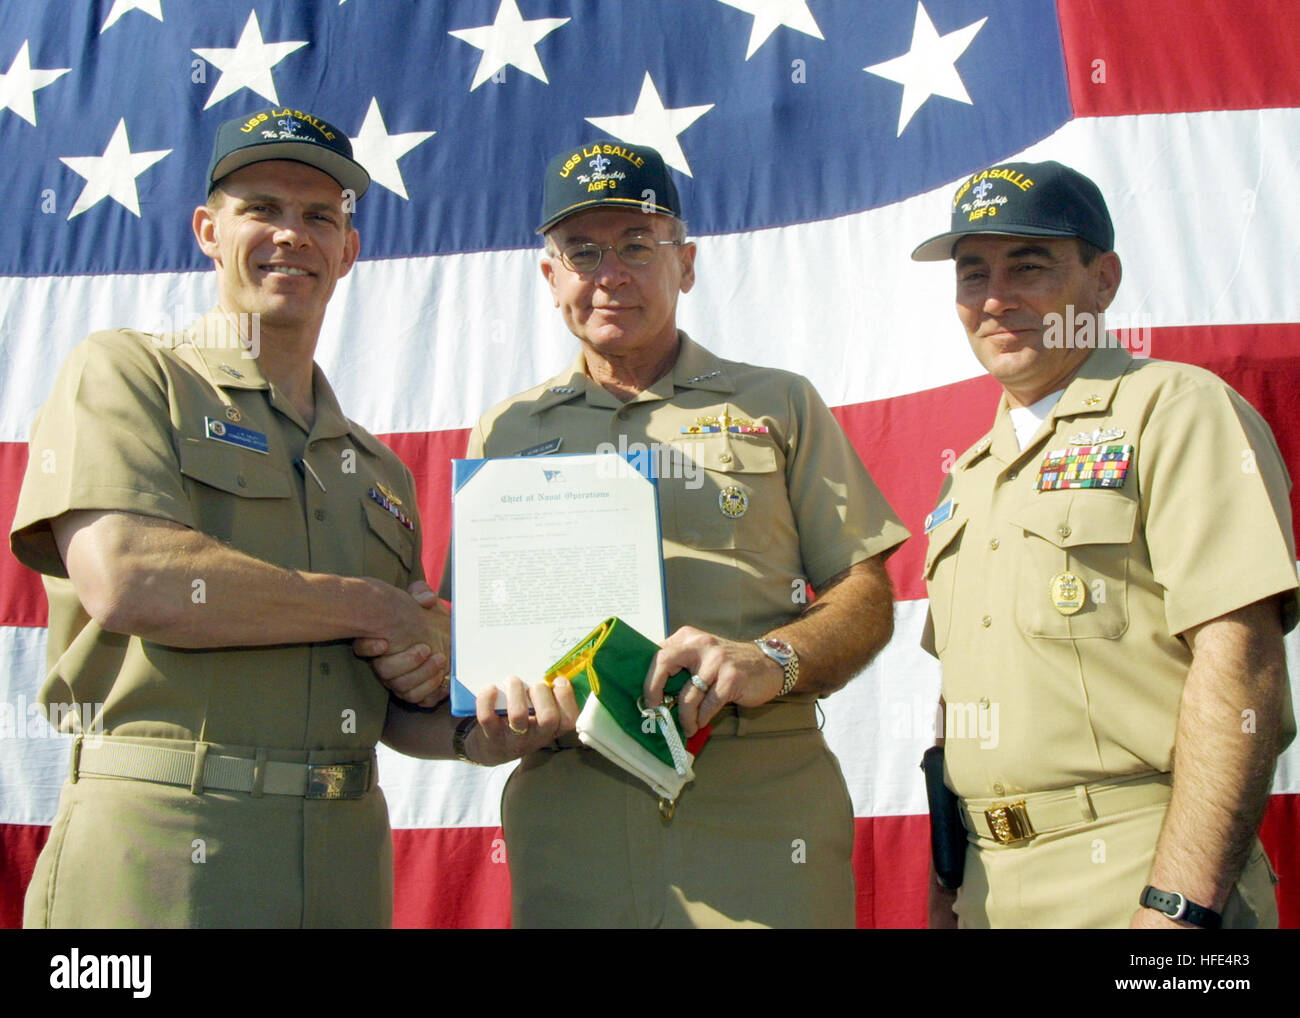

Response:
(377, 428), (470, 586)
(392, 825), (511, 929)
(0, 443), (45, 628)
(1261, 793), (1300, 929)
(0, 822), (46, 928)
(834, 377), (1002, 602)
(1058, 0), (1300, 116)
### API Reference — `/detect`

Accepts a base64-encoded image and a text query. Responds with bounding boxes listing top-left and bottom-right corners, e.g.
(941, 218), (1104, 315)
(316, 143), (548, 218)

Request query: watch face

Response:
(759, 638), (794, 663)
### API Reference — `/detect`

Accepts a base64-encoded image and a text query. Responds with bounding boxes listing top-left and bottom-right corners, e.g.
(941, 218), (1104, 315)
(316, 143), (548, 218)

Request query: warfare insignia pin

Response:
(682, 414), (722, 435)
(1049, 572), (1086, 615)
(369, 486), (414, 530)
(375, 483), (403, 506)
(718, 485), (748, 519)
(1068, 427), (1125, 445)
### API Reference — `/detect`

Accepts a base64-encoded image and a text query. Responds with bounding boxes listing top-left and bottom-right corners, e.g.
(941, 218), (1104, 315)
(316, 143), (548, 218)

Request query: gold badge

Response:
(224, 405), (242, 422)
(1083, 394), (1102, 407)
(718, 485), (748, 519)
(1049, 572), (1086, 615)
(375, 483), (403, 506)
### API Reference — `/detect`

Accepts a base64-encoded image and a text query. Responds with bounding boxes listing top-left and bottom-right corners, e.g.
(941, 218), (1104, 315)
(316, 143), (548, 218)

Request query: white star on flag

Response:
(349, 98), (436, 201)
(716, 0), (824, 60)
(448, 0), (570, 91)
(586, 73), (714, 177)
(192, 10), (308, 110)
(863, 1), (986, 136)
(100, 0), (165, 34)
(0, 41), (70, 126)
(59, 118), (170, 220)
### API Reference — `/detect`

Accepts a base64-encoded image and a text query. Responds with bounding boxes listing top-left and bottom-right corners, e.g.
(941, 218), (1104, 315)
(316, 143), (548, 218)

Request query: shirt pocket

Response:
(923, 514), (968, 655)
(361, 492), (416, 586)
(668, 436), (781, 551)
(178, 438), (293, 548)
(1009, 492), (1137, 639)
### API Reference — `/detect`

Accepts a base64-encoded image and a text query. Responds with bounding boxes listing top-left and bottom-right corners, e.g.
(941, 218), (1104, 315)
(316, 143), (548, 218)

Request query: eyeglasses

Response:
(557, 237), (682, 274)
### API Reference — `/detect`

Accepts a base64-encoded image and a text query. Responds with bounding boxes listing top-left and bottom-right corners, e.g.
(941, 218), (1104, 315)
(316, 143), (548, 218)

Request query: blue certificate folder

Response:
(448, 451), (669, 716)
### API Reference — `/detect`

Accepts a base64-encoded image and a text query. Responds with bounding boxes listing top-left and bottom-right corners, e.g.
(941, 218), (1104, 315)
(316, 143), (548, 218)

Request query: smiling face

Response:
(540, 208), (695, 369)
(954, 234), (1122, 407)
(193, 160), (359, 335)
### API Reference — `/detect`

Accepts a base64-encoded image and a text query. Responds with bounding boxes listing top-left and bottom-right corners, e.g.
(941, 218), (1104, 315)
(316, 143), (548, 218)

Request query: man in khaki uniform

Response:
(914, 160), (1297, 928)
(444, 141), (908, 928)
(9, 108), (471, 927)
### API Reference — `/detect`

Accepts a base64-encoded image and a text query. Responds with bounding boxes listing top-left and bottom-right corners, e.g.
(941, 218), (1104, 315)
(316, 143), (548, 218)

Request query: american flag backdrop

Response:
(1, 0), (1298, 929)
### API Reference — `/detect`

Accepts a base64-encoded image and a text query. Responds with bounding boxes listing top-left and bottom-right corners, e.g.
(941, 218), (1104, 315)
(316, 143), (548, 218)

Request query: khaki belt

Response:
(960, 771), (1172, 845)
(554, 699), (818, 750)
(71, 737), (374, 800)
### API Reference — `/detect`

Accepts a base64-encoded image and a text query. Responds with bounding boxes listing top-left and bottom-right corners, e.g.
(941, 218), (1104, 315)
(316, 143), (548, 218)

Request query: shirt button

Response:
(1057, 524), (1072, 538)
(988, 538), (999, 550)
(979, 696), (990, 708)
(1007, 470), (1018, 481)
(993, 782), (1006, 796)
(236, 474), (247, 488)
(320, 662), (331, 675)
(981, 615), (992, 628)
(718, 453), (733, 464)
(314, 509), (326, 522)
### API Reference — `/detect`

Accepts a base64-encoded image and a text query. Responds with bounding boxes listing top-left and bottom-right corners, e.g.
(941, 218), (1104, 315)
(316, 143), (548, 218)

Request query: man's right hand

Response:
(354, 581), (451, 707)
(929, 871), (959, 929)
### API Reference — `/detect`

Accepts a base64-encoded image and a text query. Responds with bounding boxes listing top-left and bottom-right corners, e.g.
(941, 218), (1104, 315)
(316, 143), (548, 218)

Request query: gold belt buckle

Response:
(984, 800), (1034, 843)
(305, 762), (368, 800)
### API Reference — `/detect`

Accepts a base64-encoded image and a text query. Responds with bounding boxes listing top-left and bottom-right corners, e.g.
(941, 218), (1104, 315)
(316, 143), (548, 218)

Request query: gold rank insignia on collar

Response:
(1083, 394), (1103, 407)
(686, 370), (722, 384)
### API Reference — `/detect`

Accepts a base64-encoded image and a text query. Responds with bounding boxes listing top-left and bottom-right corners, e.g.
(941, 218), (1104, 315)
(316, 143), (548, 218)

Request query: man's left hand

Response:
(643, 626), (785, 736)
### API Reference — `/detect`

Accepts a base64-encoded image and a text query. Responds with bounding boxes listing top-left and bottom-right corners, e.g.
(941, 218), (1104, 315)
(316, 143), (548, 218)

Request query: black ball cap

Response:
(207, 107), (370, 199)
(537, 141), (681, 233)
(912, 160), (1113, 260)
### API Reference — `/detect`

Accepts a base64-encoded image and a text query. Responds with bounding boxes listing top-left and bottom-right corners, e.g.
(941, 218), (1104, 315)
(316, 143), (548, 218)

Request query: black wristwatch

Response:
(1139, 885), (1222, 929)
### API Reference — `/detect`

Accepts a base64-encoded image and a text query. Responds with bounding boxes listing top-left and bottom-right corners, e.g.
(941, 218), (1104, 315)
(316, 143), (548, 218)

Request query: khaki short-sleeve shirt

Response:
(923, 347), (1298, 798)
(10, 322), (422, 749)
(457, 333), (909, 653)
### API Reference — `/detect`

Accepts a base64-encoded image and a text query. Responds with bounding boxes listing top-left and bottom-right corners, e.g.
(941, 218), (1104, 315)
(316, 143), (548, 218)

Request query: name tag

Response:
(924, 499), (956, 534)
(515, 437), (563, 457)
(205, 417), (269, 454)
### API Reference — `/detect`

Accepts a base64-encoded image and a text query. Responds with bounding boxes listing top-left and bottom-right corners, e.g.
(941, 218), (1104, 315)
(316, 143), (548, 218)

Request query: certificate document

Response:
(449, 452), (667, 714)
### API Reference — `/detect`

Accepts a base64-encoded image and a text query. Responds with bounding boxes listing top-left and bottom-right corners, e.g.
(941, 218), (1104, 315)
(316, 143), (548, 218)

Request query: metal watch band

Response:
(754, 637), (799, 696)
(1139, 885), (1222, 929)
(453, 715), (487, 766)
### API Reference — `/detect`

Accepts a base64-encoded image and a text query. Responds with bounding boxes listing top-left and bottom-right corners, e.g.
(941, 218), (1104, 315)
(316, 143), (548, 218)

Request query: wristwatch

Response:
(1139, 885), (1222, 929)
(453, 715), (487, 766)
(754, 637), (799, 696)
